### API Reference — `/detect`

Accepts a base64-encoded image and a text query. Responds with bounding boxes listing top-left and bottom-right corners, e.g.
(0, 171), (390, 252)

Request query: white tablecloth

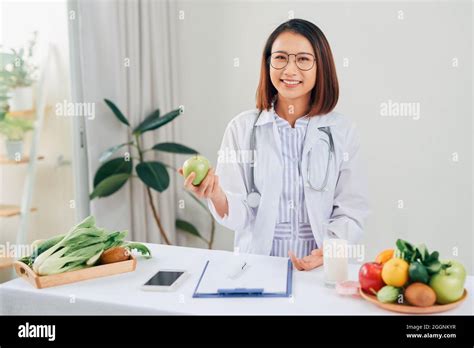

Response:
(0, 244), (472, 315)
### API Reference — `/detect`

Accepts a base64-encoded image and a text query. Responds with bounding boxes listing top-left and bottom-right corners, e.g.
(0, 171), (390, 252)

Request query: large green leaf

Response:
(136, 161), (169, 192)
(142, 108), (160, 123)
(93, 157), (133, 187)
(133, 108), (181, 134)
(176, 219), (203, 239)
(132, 109), (159, 134)
(99, 141), (133, 162)
(152, 142), (197, 154)
(104, 99), (130, 126)
(89, 173), (130, 199)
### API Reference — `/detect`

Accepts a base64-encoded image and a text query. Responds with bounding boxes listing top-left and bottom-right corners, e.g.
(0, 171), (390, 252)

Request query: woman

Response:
(179, 19), (370, 271)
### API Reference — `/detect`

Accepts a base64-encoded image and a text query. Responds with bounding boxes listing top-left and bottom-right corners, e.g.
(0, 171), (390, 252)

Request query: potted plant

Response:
(0, 54), (16, 120)
(90, 99), (215, 248)
(0, 32), (38, 112)
(0, 115), (34, 160)
(0, 88), (10, 121)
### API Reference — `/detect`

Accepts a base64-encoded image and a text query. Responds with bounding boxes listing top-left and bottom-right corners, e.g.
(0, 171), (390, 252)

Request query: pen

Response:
(228, 261), (249, 280)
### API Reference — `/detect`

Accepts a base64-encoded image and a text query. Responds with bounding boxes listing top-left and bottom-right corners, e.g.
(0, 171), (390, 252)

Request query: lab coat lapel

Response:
(251, 110), (283, 254)
(302, 112), (338, 159)
(255, 108), (283, 163)
(302, 121), (324, 160)
(301, 112), (338, 249)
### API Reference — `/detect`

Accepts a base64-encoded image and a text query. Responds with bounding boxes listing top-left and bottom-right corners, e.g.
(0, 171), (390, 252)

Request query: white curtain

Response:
(69, 0), (180, 244)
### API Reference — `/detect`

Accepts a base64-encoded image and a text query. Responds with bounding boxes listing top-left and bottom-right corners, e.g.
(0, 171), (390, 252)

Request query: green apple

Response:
(183, 155), (210, 186)
(429, 262), (466, 304)
(440, 259), (466, 282)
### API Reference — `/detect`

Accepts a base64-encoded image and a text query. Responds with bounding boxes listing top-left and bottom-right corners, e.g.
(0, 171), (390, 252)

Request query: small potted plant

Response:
(0, 115), (34, 160)
(0, 53), (16, 120)
(1, 32), (38, 112)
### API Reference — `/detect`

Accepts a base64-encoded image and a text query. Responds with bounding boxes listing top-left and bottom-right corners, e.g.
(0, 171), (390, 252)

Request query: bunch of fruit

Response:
(359, 239), (466, 307)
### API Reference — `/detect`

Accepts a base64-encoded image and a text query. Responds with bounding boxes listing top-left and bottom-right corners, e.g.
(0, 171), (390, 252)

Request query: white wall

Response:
(172, 1), (472, 273)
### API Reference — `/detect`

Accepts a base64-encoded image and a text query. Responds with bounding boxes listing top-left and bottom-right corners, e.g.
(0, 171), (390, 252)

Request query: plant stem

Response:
(208, 218), (215, 250)
(135, 134), (143, 161)
(135, 134), (172, 245)
(185, 191), (215, 249)
(145, 186), (172, 245)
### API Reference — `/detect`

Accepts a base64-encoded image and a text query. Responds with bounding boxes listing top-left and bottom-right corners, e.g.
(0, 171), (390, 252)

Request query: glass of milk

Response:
(322, 223), (349, 287)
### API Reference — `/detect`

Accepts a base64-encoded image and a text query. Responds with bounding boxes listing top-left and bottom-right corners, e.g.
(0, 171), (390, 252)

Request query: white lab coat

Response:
(207, 107), (370, 255)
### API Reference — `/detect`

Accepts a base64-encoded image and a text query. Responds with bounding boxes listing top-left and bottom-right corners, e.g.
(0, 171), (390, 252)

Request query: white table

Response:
(0, 244), (472, 315)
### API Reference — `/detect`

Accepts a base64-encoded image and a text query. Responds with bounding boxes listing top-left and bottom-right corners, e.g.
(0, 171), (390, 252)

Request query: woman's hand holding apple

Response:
(178, 167), (222, 200)
(178, 156), (229, 218)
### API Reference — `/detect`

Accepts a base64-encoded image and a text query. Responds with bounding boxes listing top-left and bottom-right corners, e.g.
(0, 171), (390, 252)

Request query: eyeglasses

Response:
(269, 52), (316, 71)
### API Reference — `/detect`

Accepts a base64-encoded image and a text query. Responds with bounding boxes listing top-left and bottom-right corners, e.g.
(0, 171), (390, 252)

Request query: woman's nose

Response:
(284, 56), (299, 74)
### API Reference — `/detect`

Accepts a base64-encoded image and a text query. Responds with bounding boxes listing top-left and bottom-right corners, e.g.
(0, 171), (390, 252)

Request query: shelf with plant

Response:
(0, 31), (38, 119)
(0, 115), (34, 160)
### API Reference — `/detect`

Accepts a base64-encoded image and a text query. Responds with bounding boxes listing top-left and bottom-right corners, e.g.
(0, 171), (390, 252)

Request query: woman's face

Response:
(269, 31), (317, 103)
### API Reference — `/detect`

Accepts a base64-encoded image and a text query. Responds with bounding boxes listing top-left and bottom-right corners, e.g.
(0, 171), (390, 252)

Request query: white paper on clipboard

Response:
(195, 254), (290, 294)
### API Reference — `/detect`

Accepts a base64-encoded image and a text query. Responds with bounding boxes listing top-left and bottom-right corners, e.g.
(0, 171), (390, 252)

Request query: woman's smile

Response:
(280, 79), (302, 88)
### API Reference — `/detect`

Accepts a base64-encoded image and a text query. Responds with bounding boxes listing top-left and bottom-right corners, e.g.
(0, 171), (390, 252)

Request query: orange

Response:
(382, 258), (409, 287)
(375, 249), (394, 264)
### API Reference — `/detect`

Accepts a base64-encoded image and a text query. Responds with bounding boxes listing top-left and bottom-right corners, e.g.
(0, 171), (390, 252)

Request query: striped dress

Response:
(270, 111), (318, 258)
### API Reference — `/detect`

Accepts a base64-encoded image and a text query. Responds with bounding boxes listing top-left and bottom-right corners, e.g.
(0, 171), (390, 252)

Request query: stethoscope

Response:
(246, 111), (335, 209)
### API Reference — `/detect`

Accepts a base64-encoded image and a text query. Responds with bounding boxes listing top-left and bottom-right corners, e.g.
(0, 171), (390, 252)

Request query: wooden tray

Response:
(14, 256), (137, 289)
(359, 288), (468, 314)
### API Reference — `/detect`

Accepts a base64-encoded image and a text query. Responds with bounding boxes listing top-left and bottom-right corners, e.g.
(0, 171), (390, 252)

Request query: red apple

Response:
(359, 262), (385, 294)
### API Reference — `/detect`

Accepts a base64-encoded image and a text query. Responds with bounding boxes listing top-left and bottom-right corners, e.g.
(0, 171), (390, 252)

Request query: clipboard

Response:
(192, 258), (293, 298)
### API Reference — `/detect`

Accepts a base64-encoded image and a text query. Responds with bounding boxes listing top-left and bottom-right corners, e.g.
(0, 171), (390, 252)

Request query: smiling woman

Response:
(179, 18), (370, 272)
(256, 19), (339, 122)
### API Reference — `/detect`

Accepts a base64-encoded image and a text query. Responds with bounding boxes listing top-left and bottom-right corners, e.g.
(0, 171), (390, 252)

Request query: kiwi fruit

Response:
(404, 282), (436, 307)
